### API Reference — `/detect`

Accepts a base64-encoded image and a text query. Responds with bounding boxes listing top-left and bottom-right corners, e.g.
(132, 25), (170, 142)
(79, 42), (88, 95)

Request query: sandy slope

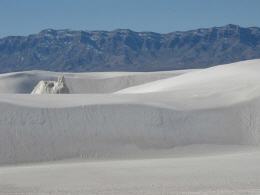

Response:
(0, 94), (259, 165)
(117, 60), (260, 95)
(1, 59), (260, 194)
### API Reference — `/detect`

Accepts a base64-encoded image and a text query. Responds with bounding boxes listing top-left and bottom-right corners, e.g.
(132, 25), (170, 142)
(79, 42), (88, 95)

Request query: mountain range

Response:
(0, 24), (259, 73)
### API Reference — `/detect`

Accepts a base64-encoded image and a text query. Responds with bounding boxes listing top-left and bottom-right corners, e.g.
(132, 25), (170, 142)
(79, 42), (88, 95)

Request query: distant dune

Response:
(0, 69), (191, 94)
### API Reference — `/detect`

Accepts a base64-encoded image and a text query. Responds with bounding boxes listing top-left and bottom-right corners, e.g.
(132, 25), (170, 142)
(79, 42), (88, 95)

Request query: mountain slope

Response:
(0, 24), (260, 73)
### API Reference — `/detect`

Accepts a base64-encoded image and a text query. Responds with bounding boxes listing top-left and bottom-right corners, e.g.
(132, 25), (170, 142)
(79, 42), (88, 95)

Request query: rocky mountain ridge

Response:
(0, 24), (259, 73)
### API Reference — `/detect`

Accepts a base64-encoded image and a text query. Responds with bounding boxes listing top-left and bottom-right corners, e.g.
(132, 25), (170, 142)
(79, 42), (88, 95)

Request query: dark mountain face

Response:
(0, 24), (260, 73)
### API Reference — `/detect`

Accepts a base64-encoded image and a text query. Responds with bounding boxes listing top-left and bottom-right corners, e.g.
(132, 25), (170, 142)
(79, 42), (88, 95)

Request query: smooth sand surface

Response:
(1, 146), (260, 195)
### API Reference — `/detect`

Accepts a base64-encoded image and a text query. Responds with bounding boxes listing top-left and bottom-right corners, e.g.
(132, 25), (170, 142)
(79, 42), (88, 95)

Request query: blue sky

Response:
(0, 0), (260, 37)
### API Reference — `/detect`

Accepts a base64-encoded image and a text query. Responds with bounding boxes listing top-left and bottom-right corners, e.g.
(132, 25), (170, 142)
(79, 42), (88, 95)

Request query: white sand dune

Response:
(0, 93), (259, 165)
(0, 60), (260, 164)
(1, 59), (260, 194)
(117, 60), (260, 95)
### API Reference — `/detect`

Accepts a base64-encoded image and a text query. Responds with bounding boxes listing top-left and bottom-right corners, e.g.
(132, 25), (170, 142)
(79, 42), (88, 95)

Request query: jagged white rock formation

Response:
(31, 76), (69, 94)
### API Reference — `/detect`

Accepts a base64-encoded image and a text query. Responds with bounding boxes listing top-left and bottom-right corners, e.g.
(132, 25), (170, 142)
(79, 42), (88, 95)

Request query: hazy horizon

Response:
(1, 0), (260, 37)
(1, 23), (257, 38)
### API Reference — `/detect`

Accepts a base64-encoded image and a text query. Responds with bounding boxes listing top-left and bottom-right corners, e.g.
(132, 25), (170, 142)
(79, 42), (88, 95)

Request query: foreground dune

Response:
(0, 59), (260, 194)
